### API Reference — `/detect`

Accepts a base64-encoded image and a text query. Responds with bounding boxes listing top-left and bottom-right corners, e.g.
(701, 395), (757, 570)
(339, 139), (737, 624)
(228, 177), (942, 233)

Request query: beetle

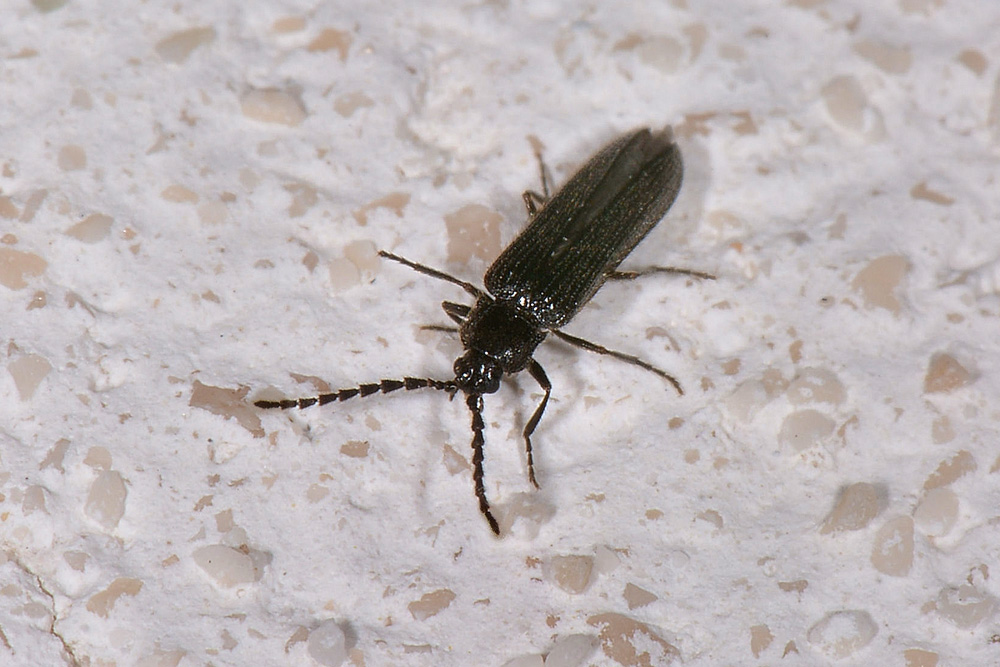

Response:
(255, 127), (714, 534)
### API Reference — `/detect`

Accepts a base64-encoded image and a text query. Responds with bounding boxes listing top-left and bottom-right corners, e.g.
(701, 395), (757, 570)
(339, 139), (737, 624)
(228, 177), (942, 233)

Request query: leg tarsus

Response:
(550, 329), (684, 395)
(523, 360), (551, 489)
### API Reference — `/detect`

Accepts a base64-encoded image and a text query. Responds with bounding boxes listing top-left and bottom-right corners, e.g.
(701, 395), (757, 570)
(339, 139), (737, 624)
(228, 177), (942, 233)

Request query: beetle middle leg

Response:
(550, 329), (683, 395)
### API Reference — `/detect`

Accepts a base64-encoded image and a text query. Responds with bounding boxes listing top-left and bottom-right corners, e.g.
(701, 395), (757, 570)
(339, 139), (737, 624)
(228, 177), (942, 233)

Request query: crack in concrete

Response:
(11, 556), (83, 667)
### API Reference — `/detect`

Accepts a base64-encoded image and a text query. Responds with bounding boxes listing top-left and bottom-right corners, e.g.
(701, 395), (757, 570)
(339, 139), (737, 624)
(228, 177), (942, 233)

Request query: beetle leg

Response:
(521, 141), (552, 217)
(466, 393), (500, 535)
(419, 301), (470, 334)
(522, 190), (547, 216)
(442, 301), (471, 323)
(523, 359), (551, 489)
(550, 329), (683, 395)
(607, 266), (716, 281)
(534, 143), (551, 199)
(419, 324), (459, 334)
(379, 250), (487, 300)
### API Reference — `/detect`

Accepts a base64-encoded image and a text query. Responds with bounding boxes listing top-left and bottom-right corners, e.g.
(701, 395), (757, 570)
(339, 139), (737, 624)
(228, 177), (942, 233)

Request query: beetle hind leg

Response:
(522, 190), (547, 217)
(607, 266), (716, 281)
(550, 329), (684, 395)
(521, 140), (553, 217)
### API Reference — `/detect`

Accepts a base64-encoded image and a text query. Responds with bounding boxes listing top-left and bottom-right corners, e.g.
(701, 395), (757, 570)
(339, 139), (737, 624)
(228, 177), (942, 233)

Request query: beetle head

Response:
(454, 351), (502, 395)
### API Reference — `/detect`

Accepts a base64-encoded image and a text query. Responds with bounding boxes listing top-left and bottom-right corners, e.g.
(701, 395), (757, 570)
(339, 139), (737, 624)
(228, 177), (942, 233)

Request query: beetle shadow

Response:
(628, 131), (713, 268)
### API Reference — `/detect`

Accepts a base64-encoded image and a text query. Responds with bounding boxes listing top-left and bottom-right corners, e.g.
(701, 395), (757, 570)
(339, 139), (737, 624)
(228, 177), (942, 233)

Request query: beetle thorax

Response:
(454, 298), (547, 392)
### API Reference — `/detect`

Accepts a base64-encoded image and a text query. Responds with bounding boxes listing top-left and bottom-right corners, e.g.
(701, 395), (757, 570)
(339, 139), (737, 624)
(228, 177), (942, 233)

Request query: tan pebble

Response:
(936, 584), (998, 628)
(547, 555), (594, 594)
(923, 353), (972, 393)
(821, 482), (879, 534)
(806, 610), (878, 658)
(871, 516), (914, 576)
(779, 409), (835, 451)
(913, 488), (958, 537)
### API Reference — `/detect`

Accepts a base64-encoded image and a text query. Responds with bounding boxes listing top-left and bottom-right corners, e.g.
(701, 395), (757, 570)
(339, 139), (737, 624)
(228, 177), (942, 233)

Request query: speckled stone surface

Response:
(2, 1), (999, 665)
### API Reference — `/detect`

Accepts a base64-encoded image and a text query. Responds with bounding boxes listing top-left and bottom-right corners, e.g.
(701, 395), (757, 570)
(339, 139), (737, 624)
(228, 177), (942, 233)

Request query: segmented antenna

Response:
(466, 393), (500, 535)
(254, 377), (457, 410)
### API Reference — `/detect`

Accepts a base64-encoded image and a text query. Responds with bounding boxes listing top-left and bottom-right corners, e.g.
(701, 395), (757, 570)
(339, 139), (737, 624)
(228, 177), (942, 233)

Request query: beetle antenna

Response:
(466, 393), (500, 535)
(378, 250), (485, 300)
(254, 377), (457, 410)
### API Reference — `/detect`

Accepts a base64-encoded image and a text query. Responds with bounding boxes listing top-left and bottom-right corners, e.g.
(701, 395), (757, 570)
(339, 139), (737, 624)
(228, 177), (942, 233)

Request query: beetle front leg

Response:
(442, 301), (471, 324)
(523, 359), (551, 489)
